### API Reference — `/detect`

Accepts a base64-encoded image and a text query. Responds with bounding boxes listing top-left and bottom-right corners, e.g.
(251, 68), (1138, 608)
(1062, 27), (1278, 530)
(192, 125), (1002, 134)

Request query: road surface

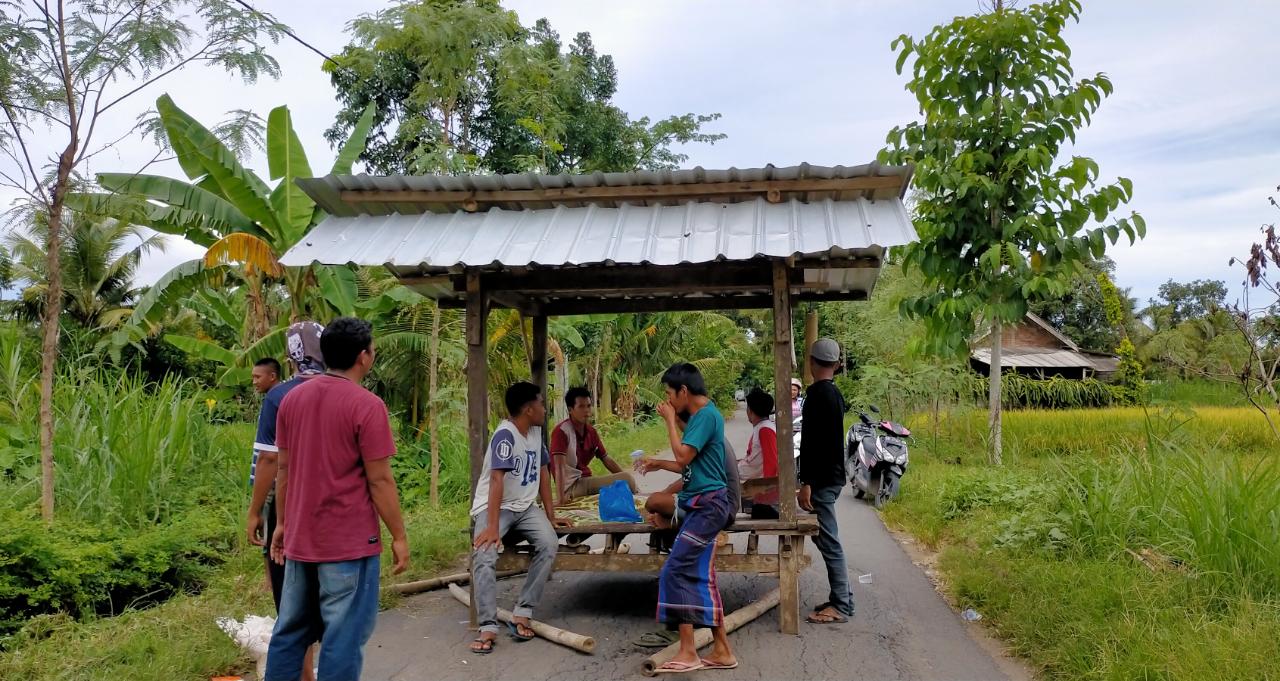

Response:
(360, 409), (1032, 681)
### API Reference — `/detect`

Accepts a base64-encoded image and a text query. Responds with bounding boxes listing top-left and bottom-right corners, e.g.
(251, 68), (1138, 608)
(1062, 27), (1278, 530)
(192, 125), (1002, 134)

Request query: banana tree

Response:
(68, 94), (375, 342)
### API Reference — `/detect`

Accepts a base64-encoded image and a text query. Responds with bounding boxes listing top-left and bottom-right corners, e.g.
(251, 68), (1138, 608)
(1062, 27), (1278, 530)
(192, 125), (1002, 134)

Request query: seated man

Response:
(638, 418), (740, 534)
(550, 387), (638, 505)
(738, 389), (780, 520)
(469, 382), (571, 655)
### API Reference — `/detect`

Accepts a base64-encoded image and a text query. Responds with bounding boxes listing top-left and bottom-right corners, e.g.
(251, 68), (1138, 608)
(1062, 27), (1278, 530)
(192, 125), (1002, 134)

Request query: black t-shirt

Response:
(799, 379), (847, 488)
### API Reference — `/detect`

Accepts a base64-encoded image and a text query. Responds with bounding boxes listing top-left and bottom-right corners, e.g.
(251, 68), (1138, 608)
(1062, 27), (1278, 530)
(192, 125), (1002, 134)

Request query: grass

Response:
(882, 406), (1280, 681)
(0, 395), (666, 679)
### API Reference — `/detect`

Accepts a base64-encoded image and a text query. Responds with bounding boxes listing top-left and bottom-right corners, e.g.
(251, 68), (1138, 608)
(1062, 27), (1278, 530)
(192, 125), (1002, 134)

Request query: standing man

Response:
(550, 386), (638, 505)
(248, 324), (325, 681)
(638, 363), (737, 673)
(266, 318), (410, 681)
(469, 382), (571, 655)
(798, 338), (853, 625)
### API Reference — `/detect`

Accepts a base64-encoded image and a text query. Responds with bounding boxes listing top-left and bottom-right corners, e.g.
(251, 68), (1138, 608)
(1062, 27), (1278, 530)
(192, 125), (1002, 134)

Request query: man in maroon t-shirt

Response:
(550, 387), (637, 505)
(265, 317), (409, 681)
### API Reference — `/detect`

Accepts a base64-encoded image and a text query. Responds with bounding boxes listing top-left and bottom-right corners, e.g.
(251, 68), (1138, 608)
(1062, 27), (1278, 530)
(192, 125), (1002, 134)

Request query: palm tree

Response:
(5, 213), (165, 330)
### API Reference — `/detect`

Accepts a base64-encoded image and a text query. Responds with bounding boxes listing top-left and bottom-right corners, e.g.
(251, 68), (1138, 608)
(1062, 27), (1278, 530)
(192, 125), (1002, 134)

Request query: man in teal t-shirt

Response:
(634, 363), (737, 673)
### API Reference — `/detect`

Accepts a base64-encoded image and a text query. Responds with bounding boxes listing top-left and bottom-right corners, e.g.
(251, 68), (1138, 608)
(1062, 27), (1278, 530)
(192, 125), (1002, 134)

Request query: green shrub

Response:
(0, 509), (231, 645)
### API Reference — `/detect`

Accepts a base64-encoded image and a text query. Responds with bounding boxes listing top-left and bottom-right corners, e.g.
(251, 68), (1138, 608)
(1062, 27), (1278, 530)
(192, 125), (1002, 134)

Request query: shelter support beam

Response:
(772, 259), (800, 634)
(465, 272), (489, 628)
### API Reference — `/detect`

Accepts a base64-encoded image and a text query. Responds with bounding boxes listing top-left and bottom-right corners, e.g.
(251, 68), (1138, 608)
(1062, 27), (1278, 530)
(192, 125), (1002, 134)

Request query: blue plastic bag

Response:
(598, 480), (642, 523)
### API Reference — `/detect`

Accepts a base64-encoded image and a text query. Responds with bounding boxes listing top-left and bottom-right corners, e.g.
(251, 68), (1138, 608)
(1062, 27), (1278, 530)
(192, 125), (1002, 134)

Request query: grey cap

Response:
(810, 338), (840, 363)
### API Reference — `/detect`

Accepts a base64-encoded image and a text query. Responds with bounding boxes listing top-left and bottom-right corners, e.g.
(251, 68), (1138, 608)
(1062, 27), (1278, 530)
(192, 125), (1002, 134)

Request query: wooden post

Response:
(465, 271), (489, 628)
(772, 260), (800, 635)
(530, 314), (549, 433)
(803, 307), (818, 386)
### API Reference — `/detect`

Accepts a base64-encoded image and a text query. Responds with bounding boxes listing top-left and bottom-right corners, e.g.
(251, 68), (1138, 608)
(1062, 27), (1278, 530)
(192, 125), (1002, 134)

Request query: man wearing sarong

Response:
(635, 363), (737, 673)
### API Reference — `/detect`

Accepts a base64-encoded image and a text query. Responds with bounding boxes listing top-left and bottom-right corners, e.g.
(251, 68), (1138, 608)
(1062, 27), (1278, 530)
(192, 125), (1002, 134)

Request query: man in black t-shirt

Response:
(798, 338), (853, 624)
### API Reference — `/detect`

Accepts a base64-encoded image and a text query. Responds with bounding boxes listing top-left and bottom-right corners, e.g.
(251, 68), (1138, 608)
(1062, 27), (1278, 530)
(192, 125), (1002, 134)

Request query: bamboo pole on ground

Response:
(447, 583), (596, 654)
(385, 569), (523, 596)
(641, 587), (780, 677)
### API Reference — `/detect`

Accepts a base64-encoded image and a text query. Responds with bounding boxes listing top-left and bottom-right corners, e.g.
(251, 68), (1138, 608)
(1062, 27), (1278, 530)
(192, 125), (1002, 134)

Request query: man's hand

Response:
(656, 401), (677, 424)
(391, 536), (410, 574)
(798, 484), (814, 512)
(551, 517), (573, 529)
(634, 457), (661, 475)
(473, 526), (501, 551)
(246, 510), (265, 546)
(270, 525), (286, 565)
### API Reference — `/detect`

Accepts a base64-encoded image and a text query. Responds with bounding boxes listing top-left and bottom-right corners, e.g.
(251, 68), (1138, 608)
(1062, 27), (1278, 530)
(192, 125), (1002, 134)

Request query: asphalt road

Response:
(359, 409), (1032, 681)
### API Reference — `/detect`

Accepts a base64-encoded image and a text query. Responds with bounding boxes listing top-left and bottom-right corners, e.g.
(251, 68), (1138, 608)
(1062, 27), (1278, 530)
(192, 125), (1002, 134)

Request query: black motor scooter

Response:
(845, 405), (910, 508)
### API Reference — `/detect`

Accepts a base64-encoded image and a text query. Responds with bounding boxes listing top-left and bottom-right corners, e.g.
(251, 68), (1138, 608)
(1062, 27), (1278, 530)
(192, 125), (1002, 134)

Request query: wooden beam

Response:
(778, 536), (803, 634)
(545, 516), (818, 536)
(465, 272), (489, 628)
(495, 550), (812, 574)
(339, 176), (903, 206)
(772, 260), (798, 527)
(529, 313), (549, 432)
(441, 289), (867, 314)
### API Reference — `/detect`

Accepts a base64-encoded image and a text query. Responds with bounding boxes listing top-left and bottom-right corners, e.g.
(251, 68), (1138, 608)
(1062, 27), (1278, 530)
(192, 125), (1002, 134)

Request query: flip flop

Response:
(700, 658), (740, 670)
(634, 630), (682, 648)
(654, 660), (705, 674)
(507, 620), (536, 642)
(806, 610), (849, 624)
(470, 637), (495, 654)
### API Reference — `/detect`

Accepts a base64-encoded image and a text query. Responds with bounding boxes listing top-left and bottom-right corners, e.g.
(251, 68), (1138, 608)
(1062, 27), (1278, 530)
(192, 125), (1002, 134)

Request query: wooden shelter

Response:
(971, 313), (1120, 381)
(283, 163), (915, 634)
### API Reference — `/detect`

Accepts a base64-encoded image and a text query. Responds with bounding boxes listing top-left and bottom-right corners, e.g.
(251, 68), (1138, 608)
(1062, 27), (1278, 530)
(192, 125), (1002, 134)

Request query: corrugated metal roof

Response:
(295, 162), (912, 217)
(971, 348), (1105, 370)
(281, 196), (915, 275)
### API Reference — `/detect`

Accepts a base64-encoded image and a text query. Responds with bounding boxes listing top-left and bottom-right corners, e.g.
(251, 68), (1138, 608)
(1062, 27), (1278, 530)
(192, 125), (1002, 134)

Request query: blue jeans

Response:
(811, 484), (854, 616)
(265, 556), (380, 681)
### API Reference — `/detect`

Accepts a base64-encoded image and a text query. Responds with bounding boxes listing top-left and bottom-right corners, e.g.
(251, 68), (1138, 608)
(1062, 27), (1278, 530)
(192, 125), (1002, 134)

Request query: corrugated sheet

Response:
(296, 162), (912, 217)
(971, 348), (1101, 370)
(281, 196), (915, 273)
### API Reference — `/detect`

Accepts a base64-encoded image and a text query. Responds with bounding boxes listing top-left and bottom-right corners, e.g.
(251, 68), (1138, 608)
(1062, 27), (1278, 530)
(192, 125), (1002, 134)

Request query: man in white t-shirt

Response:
(469, 382), (571, 655)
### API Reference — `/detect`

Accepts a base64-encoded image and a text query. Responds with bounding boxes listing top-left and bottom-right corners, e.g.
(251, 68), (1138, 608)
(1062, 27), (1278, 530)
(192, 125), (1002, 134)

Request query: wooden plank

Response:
(465, 272), (488, 628)
(773, 260), (798, 526)
(494, 550), (811, 574)
(549, 517), (816, 536)
(339, 176), (903, 206)
(778, 535), (802, 634)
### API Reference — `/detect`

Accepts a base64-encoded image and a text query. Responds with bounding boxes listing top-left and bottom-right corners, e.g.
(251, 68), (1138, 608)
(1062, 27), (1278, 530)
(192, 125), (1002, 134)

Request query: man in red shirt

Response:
(265, 317), (409, 681)
(549, 387), (637, 505)
(739, 388), (780, 519)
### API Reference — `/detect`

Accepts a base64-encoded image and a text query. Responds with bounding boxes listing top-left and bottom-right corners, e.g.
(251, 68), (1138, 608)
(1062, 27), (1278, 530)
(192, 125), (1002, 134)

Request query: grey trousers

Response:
(471, 506), (559, 634)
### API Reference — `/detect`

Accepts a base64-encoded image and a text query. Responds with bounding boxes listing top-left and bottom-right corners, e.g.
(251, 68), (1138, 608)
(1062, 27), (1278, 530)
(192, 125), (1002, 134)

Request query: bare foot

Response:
(806, 606), (848, 624)
(648, 512), (672, 530)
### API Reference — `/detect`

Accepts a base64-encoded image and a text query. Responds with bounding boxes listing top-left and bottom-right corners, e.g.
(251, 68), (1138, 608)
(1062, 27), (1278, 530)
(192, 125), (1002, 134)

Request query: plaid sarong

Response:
(656, 487), (733, 628)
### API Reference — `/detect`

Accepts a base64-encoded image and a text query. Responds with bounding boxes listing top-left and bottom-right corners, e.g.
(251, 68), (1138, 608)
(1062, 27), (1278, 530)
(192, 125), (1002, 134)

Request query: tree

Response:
(0, 0), (285, 520)
(1226, 186), (1280, 440)
(880, 0), (1145, 464)
(5, 213), (165, 329)
(1146, 278), (1228, 330)
(70, 95), (376, 350)
(323, 0), (723, 175)
(1029, 256), (1137, 352)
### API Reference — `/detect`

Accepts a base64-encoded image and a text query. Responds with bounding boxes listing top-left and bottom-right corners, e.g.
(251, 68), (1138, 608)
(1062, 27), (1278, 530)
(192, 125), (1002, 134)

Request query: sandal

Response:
(633, 629), (681, 648)
(811, 601), (832, 613)
(806, 609), (849, 624)
(654, 660), (705, 674)
(701, 658), (739, 670)
(470, 637), (495, 654)
(507, 620), (536, 642)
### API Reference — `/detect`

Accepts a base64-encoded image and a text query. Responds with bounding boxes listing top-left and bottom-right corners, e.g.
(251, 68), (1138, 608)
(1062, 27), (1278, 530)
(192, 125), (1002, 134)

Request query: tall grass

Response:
(48, 373), (243, 528)
(1057, 419), (1280, 602)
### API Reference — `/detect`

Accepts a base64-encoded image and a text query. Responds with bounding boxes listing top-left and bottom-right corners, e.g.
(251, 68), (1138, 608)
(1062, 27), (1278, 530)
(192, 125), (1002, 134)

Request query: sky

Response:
(5, 0), (1278, 307)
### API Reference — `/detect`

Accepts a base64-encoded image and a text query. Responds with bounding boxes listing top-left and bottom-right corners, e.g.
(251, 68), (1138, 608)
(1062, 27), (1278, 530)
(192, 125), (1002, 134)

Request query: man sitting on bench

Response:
(550, 387), (638, 505)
